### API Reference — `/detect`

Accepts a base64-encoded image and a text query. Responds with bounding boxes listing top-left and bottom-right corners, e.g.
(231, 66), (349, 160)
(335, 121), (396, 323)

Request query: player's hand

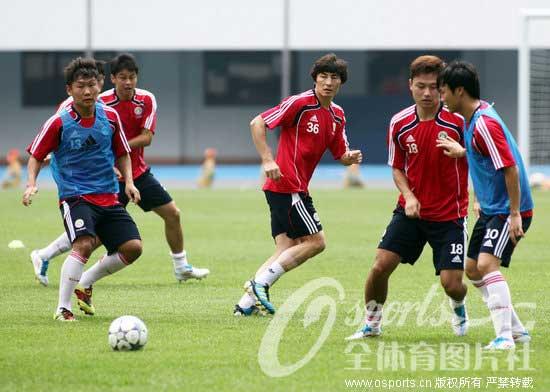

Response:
(435, 136), (466, 158)
(263, 160), (282, 181)
(22, 184), (38, 206)
(509, 212), (524, 245)
(341, 150), (363, 165)
(113, 166), (123, 181)
(473, 200), (481, 219)
(404, 194), (421, 218)
(125, 183), (141, 204)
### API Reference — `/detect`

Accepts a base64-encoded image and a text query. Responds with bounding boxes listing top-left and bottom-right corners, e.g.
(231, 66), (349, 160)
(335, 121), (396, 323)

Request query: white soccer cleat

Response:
(30, 250), (49, 286)
(449, 299), (469, 336)
(512, 331), (531, 344)
(174, 264), (210, 282)
(345, 325), (382, 341)
(484, 336), (515, 350)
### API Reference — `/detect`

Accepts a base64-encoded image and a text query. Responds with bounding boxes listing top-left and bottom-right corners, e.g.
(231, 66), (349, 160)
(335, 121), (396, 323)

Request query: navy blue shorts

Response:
(59, 197), (141, 254)
(118, 169), (172, 212)
(264, 190), (322, 239)
(467, 212), (532, 267)
(378, 206), (467, 275)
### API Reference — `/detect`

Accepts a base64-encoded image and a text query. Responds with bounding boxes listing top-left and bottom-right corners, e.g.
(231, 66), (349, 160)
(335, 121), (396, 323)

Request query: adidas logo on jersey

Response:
(84, 135), (97, 146)
(451, 255), (462, 263)
(406, 135), (416, 143)
(483, 239), (493, 248)
(310, 115), (318, 122)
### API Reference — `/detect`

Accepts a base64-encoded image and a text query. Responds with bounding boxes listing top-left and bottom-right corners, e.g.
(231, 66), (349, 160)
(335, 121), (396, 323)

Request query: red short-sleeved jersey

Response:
(387, 104), (469, 221)
(471, 102), (516, 170)
(99, 88), (157, 179)
(260, 89), (349, 194)
(27, 104), (130, 206)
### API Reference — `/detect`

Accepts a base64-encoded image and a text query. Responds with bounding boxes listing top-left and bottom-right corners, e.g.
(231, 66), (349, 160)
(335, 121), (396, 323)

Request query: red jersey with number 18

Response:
(387, 104), (468, 221)
(260, 89), (349, 194)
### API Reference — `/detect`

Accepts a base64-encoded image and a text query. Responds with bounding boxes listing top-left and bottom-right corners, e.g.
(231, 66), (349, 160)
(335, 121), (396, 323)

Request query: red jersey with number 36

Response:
(387, 104), (468, 221)
(260, 89), (349, 194)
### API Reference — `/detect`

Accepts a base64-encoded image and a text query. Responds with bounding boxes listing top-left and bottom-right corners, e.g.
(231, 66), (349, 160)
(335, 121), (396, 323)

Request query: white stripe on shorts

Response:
(62, 201), (76, 242)
(494, 220), (510, 258)
(296, 199), (318, 235)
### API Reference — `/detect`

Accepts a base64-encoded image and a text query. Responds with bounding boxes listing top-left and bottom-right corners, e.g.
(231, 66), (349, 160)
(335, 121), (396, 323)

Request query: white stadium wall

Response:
(2, 0), (550, 50)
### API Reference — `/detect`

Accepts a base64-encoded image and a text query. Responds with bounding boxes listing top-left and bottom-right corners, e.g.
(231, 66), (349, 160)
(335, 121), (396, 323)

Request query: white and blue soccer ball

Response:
(108, 315), (148, 351)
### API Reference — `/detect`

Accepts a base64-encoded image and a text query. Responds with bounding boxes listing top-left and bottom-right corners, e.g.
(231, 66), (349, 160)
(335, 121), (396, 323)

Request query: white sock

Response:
(39, 232), (71, 261)
(364, 301), (383, 329)
(484, 271), (513, 340)
(470, 278), (489, 302)
(238, 293), (257, 309)
(57, 252), (87, 312)
(172, 250), (189, 269)
(79, 253), (128, 288)
(473, 277), (525, 334)
(255, 262), (285, 287)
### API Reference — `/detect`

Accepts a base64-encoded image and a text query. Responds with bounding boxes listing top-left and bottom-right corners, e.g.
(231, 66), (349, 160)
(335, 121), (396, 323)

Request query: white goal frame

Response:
(518, 9), (550, 172)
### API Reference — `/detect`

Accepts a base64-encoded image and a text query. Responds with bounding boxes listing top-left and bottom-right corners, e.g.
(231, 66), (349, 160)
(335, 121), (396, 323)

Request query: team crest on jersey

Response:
(438, 131), (449, 140)
(134, 106), (143, 116)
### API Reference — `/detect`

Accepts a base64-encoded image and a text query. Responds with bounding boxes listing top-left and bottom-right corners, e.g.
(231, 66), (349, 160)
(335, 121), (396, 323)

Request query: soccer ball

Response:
(108, 315), (148, 351)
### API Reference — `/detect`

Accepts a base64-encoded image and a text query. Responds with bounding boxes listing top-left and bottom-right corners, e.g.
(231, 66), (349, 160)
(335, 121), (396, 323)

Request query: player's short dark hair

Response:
(64, 57), (99, 85)
(438, 60), (480, 99)
(95, 60), (106, 77)
(410, 55), (445, 80)
(310, 53), (348, 84)
(110, 53), (139, 75)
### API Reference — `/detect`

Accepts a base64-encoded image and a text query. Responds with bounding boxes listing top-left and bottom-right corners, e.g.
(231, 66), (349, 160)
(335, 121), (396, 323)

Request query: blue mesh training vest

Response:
(464, 104), (533, 215)
(50, 104), (119, 200)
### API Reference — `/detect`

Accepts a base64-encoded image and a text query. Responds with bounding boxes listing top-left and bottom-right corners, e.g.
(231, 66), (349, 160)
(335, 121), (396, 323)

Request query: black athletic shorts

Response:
(59, 197), (141, 254)
(264, 190), (322, 239)
(118, 169), (172, 212)
(378, 206), (467, 275)
(467, 212), (532, 268)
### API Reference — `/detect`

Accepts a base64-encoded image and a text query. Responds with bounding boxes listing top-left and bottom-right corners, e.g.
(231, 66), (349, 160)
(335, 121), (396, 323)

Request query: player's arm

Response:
(115, 154), (140, 204)
(392, 168), (420, 218)
(435, 136), (466, 157)
(22, 156), (42, 206)
(339, 150), (362, 165)
(127, 129), (153, 149)
(250, 114), (281, 181)
(503, 165), (523, 244)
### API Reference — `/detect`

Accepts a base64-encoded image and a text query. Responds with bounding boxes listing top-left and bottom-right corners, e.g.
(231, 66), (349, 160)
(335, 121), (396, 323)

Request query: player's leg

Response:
(54, 200), (99, 321)
(135, 170), (209, 281)
(430, 218), (469, 336)
(30, 231), (72, 286)
(347, 208), (423, 340)
(75, 205), (142, 315)
(234, 233), (297, 316)
(474, 215), (532, 349)
(247, 192), (325, 315)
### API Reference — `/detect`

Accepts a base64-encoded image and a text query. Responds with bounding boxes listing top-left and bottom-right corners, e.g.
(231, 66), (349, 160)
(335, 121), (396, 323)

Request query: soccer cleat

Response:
(345, 325), (382, 341)
(484, 336), (515, 350)
(74, 285), (95, 315)
(30, 250), (49, 286)
(174, 264), (210, 282)
(53, 307), (76, 321)
(450, 299), (469, 336)
(512, 331), (531, 344)
(233, 304), (260, 316)
(246, 280), (275, 315)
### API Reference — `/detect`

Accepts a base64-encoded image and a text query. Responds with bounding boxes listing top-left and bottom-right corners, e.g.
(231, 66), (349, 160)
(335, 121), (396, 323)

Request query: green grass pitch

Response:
(0, 188), (548, 391)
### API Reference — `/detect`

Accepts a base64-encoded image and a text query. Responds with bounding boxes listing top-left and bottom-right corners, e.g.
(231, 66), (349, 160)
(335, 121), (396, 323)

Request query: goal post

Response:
(518, 9), (550, 173)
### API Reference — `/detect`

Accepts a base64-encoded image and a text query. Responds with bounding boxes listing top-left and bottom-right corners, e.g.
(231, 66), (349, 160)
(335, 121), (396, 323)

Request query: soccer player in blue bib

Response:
(23, 58), (143, 321)
(437, 61), (534, 349)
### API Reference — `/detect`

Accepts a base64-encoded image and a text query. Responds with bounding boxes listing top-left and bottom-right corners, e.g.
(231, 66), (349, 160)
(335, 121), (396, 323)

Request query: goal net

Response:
(518, 10), (550, 171)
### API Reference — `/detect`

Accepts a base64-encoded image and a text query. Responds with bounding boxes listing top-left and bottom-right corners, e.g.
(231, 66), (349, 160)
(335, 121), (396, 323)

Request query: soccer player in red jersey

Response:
(347, 55), (470, 339)
(23, 57), (142, 321)
(234, 53), (362, 316)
